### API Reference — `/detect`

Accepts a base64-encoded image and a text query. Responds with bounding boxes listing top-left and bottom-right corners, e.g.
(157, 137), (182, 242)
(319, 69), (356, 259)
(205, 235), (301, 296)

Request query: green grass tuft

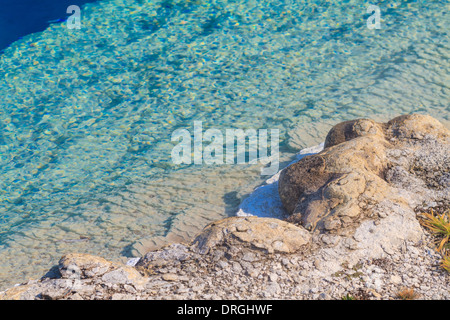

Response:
(419, 209), (450, 274)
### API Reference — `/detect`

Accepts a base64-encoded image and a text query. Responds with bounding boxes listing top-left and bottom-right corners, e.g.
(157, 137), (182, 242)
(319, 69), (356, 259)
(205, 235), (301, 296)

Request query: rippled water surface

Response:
(0, 0), (449, 289)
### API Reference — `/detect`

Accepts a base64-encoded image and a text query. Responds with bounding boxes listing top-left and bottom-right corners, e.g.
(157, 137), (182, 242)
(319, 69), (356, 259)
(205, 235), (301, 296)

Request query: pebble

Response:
(390, 275), (402, 284)
(161, 274), (178, 281)
(269, 273), (278, 282)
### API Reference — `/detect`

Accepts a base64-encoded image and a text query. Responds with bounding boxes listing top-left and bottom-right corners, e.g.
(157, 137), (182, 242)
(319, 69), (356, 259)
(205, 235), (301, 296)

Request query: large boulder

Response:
(191, 216), (311, 254)
(279, 114), (449, 235)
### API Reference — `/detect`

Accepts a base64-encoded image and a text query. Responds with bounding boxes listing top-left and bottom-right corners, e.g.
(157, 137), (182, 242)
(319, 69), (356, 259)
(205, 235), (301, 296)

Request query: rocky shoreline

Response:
(1, 114), (449, 300)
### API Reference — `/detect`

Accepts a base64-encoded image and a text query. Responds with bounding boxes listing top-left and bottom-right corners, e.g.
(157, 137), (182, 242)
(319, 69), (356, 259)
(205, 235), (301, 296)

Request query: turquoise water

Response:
(0, 0), (449, 289)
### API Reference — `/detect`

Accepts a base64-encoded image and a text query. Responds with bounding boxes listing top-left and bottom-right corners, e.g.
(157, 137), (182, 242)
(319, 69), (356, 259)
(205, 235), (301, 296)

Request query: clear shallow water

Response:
(0, 0), (449, 289)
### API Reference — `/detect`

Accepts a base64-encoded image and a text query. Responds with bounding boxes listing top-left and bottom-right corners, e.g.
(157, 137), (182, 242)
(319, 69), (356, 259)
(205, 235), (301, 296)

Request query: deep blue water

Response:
(0, 0), (98, 52)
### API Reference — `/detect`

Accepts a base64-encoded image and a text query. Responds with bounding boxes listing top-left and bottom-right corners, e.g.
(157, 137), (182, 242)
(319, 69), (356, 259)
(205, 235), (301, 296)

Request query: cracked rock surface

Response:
(279, 114), (449, 235)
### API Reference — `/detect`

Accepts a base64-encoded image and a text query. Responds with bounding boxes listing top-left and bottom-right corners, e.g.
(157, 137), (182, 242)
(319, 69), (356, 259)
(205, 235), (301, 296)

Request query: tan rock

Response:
(324, 118), (385, 148)
(59, 253), (116, 279)
(0, 284), (32, 300)
(280, 135), (390, 232)
(386, 114), (450, 141)
(192, 216), (311, 254)
(58, 253), (147, 288)
(162, 273), (178, 281)
(279, 114), (450, 234)
(101, 266), (147, 288)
